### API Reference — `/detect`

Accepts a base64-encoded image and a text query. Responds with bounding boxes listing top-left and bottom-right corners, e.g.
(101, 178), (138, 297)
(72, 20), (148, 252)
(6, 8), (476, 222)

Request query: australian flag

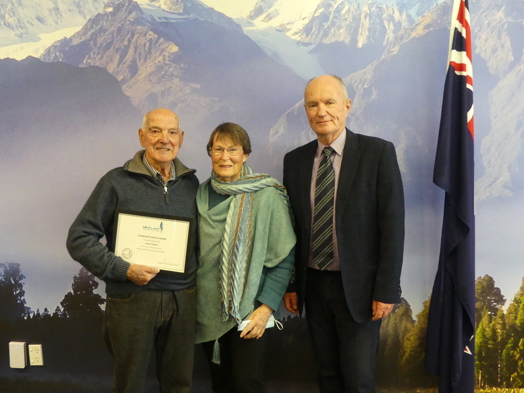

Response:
(426, 0), (475, 392)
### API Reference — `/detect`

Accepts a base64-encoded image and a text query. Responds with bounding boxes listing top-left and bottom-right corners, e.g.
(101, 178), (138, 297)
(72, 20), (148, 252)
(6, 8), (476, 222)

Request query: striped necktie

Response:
(312, 146), (335, 270)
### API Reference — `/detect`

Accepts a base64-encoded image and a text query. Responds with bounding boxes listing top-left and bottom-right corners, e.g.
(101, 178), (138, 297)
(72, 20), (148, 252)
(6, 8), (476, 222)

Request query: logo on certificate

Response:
(142, 222), (164, 232)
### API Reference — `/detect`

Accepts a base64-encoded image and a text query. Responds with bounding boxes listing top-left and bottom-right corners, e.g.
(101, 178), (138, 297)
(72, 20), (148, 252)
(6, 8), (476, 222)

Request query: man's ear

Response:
(345, 99), (352, 115)
(138, 128), (145, 147)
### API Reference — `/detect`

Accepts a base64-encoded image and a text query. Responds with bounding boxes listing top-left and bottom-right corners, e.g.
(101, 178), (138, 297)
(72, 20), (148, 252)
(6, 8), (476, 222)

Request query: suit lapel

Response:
(336, 129), (360, 223)
(299, 141), (317, 234)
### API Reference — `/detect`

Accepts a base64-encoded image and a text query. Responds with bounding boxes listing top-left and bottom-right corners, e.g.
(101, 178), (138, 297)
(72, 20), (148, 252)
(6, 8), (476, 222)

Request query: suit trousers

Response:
(305, 268), (381, 393)
(103, 288), (197, 393)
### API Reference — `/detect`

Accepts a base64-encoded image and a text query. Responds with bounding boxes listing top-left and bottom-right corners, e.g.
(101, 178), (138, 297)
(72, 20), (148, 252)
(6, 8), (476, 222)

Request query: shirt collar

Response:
(316, 128), (346, 157)
(142, 152), (177, 182)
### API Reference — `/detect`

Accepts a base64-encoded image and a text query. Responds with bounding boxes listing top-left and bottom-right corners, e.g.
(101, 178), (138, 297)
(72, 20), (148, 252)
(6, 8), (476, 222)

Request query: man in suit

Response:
(283, 75), (405, 393)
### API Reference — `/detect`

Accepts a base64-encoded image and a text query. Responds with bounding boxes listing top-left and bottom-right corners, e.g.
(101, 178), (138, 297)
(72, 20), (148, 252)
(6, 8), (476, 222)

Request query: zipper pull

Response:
(164, 185), (169, 204)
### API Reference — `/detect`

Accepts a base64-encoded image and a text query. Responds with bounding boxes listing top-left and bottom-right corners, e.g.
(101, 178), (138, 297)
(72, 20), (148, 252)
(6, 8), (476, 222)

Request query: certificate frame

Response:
(113, 209), (193, 274)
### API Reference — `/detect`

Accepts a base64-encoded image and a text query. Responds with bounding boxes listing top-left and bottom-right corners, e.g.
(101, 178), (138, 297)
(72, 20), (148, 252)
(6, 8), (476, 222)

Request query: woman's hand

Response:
(239, 304), (273, 339)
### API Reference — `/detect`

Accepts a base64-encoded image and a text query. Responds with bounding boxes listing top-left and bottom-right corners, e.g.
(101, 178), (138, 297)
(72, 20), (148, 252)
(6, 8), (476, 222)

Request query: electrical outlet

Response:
(28, 344), (44, 366)
(9, 341), (27, 369)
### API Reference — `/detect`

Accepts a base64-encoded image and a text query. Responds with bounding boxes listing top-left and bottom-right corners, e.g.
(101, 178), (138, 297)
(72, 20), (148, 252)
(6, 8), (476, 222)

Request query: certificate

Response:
(113, 209), (192, 273)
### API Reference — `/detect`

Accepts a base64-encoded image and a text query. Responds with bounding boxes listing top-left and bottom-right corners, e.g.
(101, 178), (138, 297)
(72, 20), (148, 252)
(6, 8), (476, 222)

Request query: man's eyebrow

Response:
(149, 126), (179, 130)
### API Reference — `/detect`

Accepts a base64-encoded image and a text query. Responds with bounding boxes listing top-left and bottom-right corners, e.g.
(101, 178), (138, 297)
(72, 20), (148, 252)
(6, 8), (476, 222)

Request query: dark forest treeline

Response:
(374, 273), (524, 389)
(475, 275), (524, 388)
(0, 263), (110, 377)
(1, 262), (523, 390)
(0, 263), (318, 392)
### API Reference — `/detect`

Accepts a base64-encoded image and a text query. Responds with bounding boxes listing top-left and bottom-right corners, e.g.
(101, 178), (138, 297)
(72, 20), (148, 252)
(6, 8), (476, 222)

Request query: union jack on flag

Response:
(448, 0), (474, 137)
(426, 0), (475, 392)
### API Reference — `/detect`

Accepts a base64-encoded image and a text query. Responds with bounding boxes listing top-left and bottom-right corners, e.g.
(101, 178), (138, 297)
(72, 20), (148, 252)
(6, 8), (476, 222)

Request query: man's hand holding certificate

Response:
(126, 264), (160, 285)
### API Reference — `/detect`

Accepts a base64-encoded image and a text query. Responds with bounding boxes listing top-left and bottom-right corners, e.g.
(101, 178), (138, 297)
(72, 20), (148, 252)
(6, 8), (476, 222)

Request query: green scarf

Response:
(210, 165), (291, 323)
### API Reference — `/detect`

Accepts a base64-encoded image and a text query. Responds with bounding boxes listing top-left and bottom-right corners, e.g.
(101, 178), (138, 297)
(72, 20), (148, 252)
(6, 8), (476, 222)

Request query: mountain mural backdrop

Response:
(0, 0), (523, 389)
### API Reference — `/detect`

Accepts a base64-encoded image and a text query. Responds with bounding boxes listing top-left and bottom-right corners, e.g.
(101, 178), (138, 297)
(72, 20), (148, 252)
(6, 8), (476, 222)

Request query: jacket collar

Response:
(124, 150), (195, 179)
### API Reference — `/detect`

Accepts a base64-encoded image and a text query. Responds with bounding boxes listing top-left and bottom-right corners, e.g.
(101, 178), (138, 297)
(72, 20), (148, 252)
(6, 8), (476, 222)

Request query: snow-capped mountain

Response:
(2, 0), (524, 324)
(4, 0), (524, 201)
(0, 0), (108, 59)
(0, 0), (106, 46)
(197, 0), (442, 79)
(209, 0), (441, 21)
(0, 0), (436, 75)
(247, 0), (402, 45)
(0, 0), (237, 59)
(40, 0), (305, 176)
(472, 0), (524, 201)
(237, 0), (416, 79)
(268, 0), (524, 204)
(140, 0), (240, 31)
(0, 0), (425, 78)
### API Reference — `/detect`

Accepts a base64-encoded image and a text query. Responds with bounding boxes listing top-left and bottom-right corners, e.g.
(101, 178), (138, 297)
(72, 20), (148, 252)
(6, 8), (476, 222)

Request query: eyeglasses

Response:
(209, 147), (242, 156)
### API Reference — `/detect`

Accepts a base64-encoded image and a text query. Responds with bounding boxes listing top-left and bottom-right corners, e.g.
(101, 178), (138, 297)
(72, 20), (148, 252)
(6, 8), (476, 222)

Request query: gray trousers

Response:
(103, 288), (197, 393)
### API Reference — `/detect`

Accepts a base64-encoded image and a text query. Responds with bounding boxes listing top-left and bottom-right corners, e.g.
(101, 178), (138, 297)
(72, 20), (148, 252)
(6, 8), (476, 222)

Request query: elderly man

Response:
(283, 75), (405, 393)
(67, 108), (199, 393)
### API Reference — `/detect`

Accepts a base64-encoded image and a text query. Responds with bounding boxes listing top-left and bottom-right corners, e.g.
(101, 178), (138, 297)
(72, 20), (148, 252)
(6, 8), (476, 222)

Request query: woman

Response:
(196, 122), (296, 393)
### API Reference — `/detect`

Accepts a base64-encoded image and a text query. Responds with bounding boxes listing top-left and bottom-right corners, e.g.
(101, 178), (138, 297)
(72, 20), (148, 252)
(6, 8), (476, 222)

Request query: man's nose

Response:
(317, 103), (327, 116)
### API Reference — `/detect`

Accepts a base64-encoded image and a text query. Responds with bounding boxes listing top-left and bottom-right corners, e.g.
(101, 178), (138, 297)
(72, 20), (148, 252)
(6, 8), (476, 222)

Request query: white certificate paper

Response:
(114, 210), (192, 273)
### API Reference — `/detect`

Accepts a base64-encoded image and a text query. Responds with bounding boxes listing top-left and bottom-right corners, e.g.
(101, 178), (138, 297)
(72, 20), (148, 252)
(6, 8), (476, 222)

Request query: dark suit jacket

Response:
(283, 129), (405, 323)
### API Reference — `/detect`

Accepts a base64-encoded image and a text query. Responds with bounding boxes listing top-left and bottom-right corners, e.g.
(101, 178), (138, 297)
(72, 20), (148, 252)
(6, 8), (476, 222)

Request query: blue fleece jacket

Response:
(66, 150), (199, 294)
